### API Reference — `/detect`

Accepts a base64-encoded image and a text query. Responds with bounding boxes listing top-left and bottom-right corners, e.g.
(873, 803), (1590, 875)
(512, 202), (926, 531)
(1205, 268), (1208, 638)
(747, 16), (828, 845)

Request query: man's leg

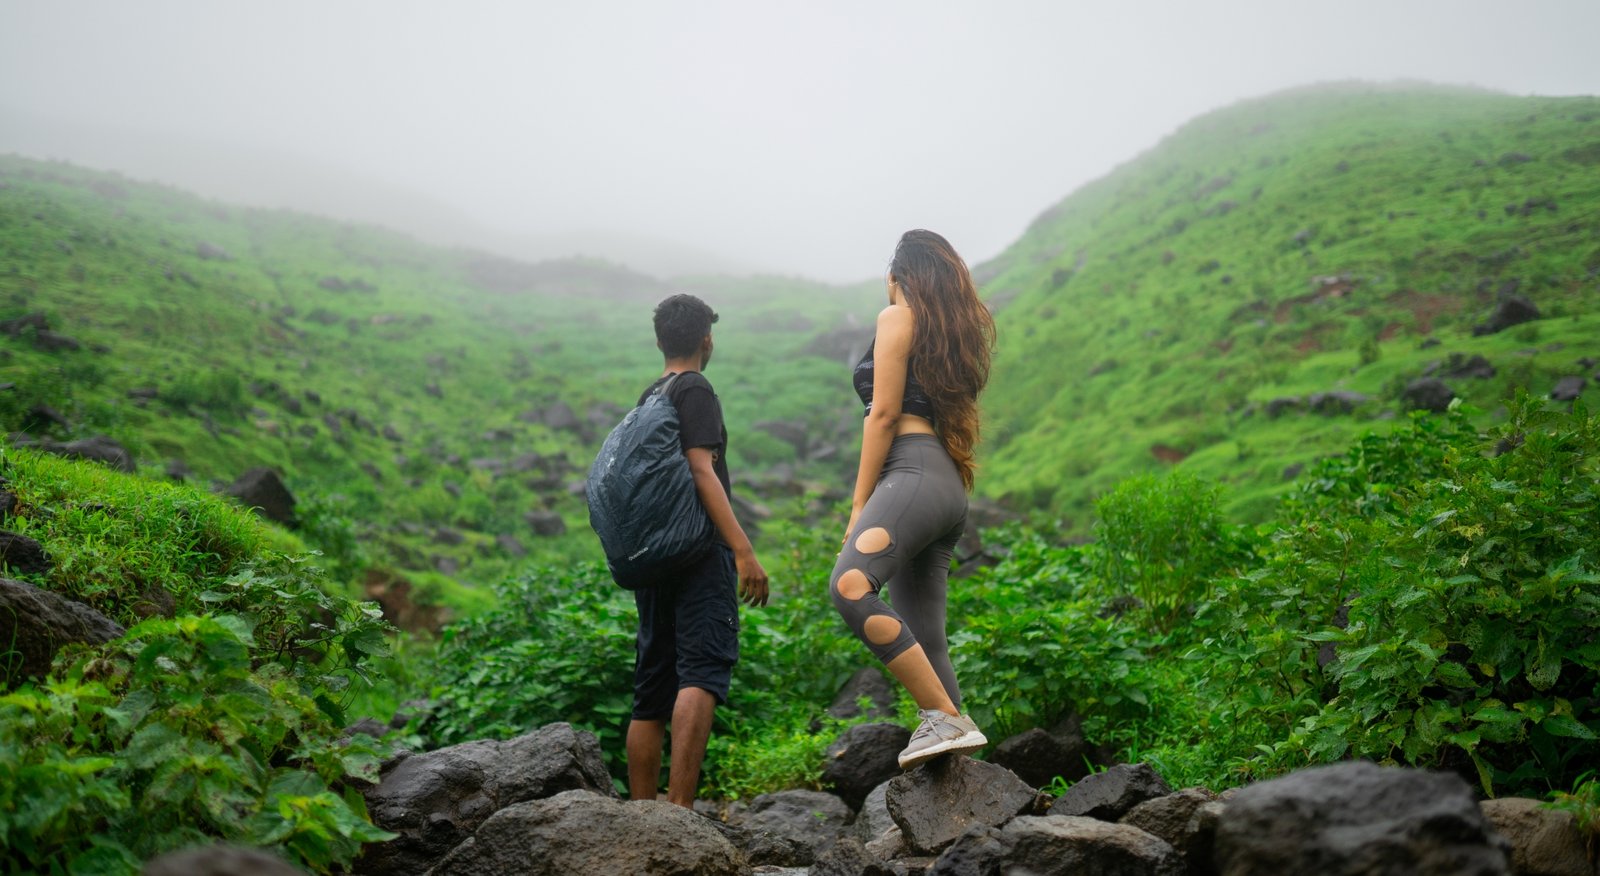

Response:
(627, 719), (666, 800)
(665, 686), (716, 807)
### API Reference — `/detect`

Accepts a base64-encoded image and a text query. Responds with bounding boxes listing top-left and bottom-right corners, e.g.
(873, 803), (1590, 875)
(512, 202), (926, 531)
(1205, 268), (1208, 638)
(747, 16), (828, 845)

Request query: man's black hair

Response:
(653, 294), (719, 359)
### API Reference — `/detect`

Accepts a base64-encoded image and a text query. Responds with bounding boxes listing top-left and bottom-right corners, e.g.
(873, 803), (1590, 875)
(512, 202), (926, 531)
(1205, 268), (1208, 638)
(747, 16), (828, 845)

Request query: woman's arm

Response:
(846, 304), (914, 538)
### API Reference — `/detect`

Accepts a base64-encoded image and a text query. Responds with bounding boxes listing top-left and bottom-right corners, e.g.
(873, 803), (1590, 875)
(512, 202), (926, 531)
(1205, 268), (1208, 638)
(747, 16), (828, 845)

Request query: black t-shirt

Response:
(638, 371), (730, 499)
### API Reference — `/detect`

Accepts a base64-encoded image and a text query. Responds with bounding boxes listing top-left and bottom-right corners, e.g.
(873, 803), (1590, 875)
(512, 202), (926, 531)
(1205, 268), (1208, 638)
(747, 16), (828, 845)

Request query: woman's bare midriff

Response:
(896, 413), (936, 438)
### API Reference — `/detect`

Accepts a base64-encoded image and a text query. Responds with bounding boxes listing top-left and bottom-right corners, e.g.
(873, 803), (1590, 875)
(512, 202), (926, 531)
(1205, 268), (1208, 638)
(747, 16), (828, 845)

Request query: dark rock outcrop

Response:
(822, 722), (911, 812)
(734, 789), (852, 864)
(929, 815), (1183, 876)
(223, 468), (296, 525)
(1479, 797), (1591, 876)
(1120, 788), (1222, 876)
(1474, 294), (1541, 336)
(1308, 390), (1370, 415)
(826, 666), (899, 722)
(1213, 761), (1510, 875)
(989, 720), (1090, 789)
(26, 436), (136, 473)
(1402, 377), (1456, 412)
(1550, 376), (1585, 402)
(427, 790), (746, 876)
(887, 755), (1037, 855)
(525, 510), (566, 537)
(0, 532), (51, 577)
(0, 577), (125, 681)
(142, 843), (303, 876)
(1050, 763), (1173, 822)
(1441, 353), (1497, 379)
(356, 722), (615, 875)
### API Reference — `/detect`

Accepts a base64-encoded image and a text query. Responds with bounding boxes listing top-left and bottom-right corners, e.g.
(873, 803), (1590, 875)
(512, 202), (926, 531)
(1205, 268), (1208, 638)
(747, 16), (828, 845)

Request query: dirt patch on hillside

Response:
(1385, 289), (1466, 334)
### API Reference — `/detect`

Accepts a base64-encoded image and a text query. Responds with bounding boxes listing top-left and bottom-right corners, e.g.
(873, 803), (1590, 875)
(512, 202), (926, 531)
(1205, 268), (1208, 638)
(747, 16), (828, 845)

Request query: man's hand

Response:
(735, 548), (769, 607)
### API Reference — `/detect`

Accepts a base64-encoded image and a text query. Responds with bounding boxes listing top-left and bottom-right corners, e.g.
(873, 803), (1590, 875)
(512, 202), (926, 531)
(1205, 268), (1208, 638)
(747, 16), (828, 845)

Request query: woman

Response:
(830, 229), (997, 768)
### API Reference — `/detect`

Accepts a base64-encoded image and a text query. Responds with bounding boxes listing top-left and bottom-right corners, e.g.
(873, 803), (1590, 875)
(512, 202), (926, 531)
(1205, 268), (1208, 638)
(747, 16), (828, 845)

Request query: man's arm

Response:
(687, 446), (769, 607)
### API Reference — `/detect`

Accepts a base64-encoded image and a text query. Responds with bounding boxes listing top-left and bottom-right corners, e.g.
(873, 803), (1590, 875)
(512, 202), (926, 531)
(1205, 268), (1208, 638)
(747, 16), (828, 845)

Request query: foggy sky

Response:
(3, 0), (1599, 282)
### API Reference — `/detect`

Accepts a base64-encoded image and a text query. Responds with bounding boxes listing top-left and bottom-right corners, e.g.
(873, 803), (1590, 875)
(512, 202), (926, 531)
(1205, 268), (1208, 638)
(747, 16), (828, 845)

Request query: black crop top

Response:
(854, 339), (938, 423)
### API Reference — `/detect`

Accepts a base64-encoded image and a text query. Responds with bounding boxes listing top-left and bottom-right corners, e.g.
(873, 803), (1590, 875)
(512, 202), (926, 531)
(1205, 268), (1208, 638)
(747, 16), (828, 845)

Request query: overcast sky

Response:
(3, 1), (1599, 282)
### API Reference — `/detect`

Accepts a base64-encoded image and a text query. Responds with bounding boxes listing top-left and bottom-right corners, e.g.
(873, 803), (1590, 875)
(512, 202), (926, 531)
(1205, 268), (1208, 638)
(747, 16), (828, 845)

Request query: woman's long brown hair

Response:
(890, 229), (996, 491)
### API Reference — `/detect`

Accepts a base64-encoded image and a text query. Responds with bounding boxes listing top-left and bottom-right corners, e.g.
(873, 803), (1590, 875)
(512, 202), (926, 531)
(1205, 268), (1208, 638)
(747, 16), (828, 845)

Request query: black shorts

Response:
(631, 543), (739, 720)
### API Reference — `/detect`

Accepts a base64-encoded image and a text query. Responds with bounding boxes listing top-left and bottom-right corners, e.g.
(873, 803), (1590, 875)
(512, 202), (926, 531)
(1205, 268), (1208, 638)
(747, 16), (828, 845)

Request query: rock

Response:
(1120, 788), (1221, 875)
(357, 723), (615, 875)
(540, 401), (581, 432)
(1442, 353), (1497, 379)
(35, 436), (136, 473)
(0, 532), (51, 577)
(887, 755), (1037, 855)
(811, 836), (897, 876)
(343, 717), (389, 740)
(1402, 377), (1456, 413)
(525, 510), (566, 537)
(382, 424), (403, 442)
(1213, 761), (1510, 876)
(735, 789), (853, 864)
(494, 534), (527, 557)
(708, 817), (812, 868)
(1264, 397), (1302, 419)
(33, 330), (82, 353)
(1051, 763), (1173, 821)
(427, 790), (745, 876)
(431, 527), (465, 546)
(823, 723), (911, 812)
(1479, 797), (1591, 876)
(0, 577), (125, 680)
(854, 781), (898, 844)
(756, 419), (810, 458)
(0, 312), (50, 336)
(1550, 376), (1585, 402)
(0, 490), (14, 522)
(23, 403), (72, 434)
(826, 666), (899, 722)
(425, 382), (443, 398)
(1474, 294), (1541, 336)
(142, 843), (303, 875)
(1308, 391), (1370, 415)
(929, 815), (1183, 876)
(989, 721), (1090, 789)
(223, 468), (296, 525)
(195, 240), (230, 260)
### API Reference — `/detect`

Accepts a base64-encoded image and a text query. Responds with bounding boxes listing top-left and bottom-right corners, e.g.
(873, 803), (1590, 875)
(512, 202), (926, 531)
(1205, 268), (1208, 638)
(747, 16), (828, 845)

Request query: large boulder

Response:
(1050, 763), (1173, 822)
(142, 843), (303, 876)
(1119, 788), (1222, 876)
(1550, 376), (1585, 402)
(853, 780), (897, 844)
(823, 722), (910, 812)
(36, 436), (136, 473)
(1308, 390), (1371, 416)
(1474, 294), (1541, 336)
(887, 755), (1038, 855)
(525, 510), (566, 537)
(1478, 797), (1591, 876)
(356, 722), (615, 875)
(988, 720), (1090, 788)
(427, 790), (746, 876)
(0, 532), (51, 577)
(224, 468), (296, 526)
(1213, 761), (1510, 875)
(733, 789), (852, 864)
(929, 816), (1183, 876)
(825, 666), (899, 722)
(0, 577), (125, 681)
(1402, 377), (1456, 413)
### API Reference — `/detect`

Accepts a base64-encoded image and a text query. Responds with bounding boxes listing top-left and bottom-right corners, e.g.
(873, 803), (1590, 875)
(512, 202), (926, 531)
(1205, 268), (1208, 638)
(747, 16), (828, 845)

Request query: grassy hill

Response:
(976, 82), (1600, 528)
(0, 157), (876, 614)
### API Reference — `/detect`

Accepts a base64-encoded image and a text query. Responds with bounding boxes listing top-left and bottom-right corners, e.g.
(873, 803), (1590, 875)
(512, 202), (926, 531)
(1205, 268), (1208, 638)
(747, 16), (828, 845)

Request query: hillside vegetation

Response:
(979, 83), (1600, 527)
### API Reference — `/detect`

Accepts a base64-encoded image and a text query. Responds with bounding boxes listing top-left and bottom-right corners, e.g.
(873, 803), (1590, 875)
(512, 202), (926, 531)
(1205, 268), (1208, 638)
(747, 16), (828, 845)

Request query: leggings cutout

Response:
(829, 434), (967, 710)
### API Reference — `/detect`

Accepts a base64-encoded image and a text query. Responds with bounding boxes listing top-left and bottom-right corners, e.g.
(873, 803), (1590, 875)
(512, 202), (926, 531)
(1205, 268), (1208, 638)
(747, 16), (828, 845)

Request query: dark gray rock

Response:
(1214, 761), (1510, 876)
(1550, 376), (1585, 402)
(1474, 294), (1541, 336)
(811, 836), (898, 876)
(1402, 377), (1456, 413)
(826, 666), (899, 722)
(1264, 397), (1302, 419)
(224, 468), (296, 525)
(426, 790), (745, 876)
(195, 241), (230, 260)
(36, 436), (135, 473)
(541, 401), (580, 432)
(0, 491), (14, 522)
(0, 577), (124, 681)
(854, 781), (897, 844)
(887, 754), (1037, 855)
(706, 817), (811, 868)
(0, 312), (50, 336)
(1479, 797), (1591, 876)
(34, 330), (82, 353)
(1308, 391), (1370, 415)
(735, 789), (852, 864)
(357, 722), (615, 876)
(494, 534), (527, 558)
(1051, 763), (1173, 822)
(823, 723), (910, 811)
(929, 815), (1183, 876)
(989, 720), (1090, 789)
(525, 510), (566, 537)
(0, 532), (51, 577)
(755, 419), (810, 458)
(1442, 353), (1497, 379)
(1120, 788), (1221, 876)
(142, 843), (303, 876)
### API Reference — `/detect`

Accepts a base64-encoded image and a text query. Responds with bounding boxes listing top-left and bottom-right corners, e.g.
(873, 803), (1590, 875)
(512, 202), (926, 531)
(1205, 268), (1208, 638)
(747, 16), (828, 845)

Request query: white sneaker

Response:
(898, 709), (988, 769)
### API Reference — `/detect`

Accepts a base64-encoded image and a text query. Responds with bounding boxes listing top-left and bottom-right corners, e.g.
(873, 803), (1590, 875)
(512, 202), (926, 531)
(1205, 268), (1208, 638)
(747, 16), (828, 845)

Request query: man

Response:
(626, 293), (769, 807)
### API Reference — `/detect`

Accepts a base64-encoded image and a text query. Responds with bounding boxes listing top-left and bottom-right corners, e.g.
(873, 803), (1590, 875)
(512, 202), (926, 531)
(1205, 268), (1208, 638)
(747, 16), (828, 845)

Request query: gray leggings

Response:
(830, 434), (968, 710)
